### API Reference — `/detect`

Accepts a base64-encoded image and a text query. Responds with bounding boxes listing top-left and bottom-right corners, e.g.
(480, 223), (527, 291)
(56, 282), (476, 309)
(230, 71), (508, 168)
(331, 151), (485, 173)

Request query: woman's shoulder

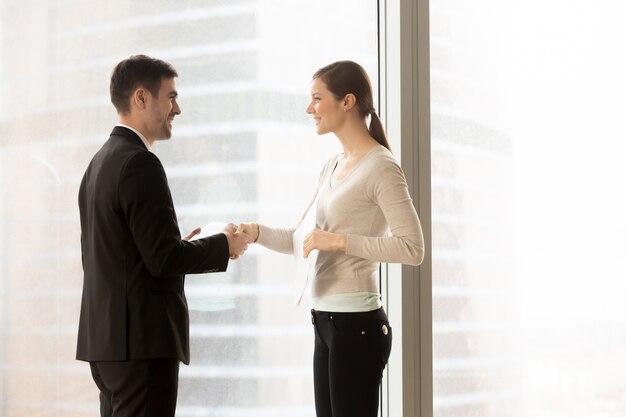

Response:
(367, 145), (401, 173)
(362, 145), (410, 190)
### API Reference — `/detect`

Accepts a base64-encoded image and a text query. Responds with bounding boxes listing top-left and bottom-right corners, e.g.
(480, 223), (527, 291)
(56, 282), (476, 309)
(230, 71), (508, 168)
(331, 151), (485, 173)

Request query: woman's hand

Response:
(236, 223), (260, 243)
(303, 229), (347, 258)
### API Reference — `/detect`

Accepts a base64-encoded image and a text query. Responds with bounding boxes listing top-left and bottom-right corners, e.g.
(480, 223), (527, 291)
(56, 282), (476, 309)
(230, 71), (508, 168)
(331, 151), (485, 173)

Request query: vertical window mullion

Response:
(380, 0), (432, 416)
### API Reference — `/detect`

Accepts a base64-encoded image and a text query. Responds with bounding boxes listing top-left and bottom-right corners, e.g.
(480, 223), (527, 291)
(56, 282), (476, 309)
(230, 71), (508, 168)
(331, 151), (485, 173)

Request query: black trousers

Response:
(89, 358), (180, 417)
(311, 307), (393, 417)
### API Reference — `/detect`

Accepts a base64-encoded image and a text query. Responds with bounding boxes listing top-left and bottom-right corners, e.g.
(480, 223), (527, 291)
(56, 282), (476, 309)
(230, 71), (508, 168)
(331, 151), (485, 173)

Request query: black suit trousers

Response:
(89, 358), (180, 417)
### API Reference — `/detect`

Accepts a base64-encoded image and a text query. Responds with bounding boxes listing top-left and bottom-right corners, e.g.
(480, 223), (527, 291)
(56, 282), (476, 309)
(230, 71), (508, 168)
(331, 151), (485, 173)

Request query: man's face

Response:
(146, 77), (181, 141)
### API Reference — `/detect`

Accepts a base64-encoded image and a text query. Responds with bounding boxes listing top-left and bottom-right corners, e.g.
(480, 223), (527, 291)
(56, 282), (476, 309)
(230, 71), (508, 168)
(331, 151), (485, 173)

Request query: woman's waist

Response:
(312, 292), (382, 312)
(314, 253), (378, 279)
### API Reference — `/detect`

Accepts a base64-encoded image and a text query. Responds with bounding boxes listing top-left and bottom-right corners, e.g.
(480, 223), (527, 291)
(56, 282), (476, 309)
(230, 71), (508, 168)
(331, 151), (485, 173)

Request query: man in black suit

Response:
(77, 55), (251, 417)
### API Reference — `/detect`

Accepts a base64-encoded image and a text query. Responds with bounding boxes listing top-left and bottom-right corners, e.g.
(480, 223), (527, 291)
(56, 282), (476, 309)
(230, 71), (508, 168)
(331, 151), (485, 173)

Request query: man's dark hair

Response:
(110, 55), (178, 114)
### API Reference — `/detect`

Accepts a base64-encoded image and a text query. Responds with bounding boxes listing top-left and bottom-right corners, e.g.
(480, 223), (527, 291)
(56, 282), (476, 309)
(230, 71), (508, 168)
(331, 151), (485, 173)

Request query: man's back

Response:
(77, 126), (229, 364)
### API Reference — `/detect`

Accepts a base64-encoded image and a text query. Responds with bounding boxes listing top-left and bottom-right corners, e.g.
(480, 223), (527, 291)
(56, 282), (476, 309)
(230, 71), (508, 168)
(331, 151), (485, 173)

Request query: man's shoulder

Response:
(104, 137), (147, 154)
(90, 134), (157, 178)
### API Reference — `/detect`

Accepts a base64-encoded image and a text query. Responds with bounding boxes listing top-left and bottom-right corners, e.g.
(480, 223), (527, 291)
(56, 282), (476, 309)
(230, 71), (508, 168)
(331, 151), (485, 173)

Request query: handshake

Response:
(182, 223), (260, 260)
(223, 223), (259, 260)
(183, 222), (343, 260)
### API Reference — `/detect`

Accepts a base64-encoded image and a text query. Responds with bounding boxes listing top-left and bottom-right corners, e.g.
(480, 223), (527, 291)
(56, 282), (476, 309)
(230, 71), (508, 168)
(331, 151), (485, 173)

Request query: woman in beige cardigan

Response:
(239, 60), (424, 417)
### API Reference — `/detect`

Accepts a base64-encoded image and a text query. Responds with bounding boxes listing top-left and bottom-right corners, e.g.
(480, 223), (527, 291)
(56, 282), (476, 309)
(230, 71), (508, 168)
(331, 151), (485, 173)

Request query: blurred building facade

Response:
(0, 1), (376, 416)
(430, 1), (521, 416)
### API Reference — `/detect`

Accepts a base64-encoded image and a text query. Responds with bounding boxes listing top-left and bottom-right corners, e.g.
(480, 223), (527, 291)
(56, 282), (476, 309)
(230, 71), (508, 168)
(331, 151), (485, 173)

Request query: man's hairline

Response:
(137, 75), (177, 98)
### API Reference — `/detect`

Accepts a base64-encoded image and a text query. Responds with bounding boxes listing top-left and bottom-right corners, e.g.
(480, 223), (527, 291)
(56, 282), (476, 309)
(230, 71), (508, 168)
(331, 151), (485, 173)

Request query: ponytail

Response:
(369, 112), (391, 151)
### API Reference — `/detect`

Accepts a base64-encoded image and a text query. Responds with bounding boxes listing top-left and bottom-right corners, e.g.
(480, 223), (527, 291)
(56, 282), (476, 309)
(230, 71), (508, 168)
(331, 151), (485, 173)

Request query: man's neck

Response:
(118, 117), (154, 146)
(117, 121), (153, 151)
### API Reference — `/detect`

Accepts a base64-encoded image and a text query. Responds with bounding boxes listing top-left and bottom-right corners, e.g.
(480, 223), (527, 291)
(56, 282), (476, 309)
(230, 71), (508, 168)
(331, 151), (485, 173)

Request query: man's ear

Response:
(132, 88), (147, 109)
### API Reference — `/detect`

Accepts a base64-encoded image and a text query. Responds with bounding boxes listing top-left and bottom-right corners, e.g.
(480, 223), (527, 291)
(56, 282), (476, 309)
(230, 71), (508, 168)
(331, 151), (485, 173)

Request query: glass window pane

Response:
(0, 1), (378, 416)
(431, 1), (626, 416)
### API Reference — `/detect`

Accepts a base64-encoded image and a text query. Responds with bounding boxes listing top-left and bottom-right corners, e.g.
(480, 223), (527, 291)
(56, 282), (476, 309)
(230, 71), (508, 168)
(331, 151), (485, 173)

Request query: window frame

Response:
(379, 0), (432, 416)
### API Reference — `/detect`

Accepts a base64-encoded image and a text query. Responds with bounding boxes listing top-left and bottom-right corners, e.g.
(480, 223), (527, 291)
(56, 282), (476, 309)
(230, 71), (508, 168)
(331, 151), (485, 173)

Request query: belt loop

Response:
(311, 309), (316, 325)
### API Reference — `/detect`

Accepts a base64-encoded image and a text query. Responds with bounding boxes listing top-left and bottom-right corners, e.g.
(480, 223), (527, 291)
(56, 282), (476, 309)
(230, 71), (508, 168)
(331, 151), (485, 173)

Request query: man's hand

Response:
(222, 223), (253, 260)
(303, 229), (347, 259)
(236, 223), (259, 243)
(182, 226), (202, 241)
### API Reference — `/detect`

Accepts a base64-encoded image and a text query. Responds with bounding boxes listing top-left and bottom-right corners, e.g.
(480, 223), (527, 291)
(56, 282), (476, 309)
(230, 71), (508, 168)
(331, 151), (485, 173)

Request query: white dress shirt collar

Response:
(116, 124), (152, 151)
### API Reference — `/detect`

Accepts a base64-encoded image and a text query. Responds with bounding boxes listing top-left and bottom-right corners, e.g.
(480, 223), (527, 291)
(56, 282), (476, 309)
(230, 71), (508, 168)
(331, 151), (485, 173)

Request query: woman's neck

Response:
(334, 121), (378, 158)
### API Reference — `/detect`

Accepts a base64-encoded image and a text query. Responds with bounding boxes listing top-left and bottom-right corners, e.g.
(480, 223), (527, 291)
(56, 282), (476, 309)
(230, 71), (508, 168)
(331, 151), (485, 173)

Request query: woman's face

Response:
(306, 77), (344, 135)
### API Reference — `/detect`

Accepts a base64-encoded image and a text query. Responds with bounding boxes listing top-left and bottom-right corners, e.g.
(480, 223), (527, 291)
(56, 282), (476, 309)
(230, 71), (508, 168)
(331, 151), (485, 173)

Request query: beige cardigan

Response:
(257, 145), (424, 297)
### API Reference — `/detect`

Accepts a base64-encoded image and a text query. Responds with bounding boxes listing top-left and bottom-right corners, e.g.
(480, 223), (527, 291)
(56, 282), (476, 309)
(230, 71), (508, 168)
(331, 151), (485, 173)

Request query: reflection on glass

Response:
(431, 1), (626, 416)
(0, 1), (377, 416)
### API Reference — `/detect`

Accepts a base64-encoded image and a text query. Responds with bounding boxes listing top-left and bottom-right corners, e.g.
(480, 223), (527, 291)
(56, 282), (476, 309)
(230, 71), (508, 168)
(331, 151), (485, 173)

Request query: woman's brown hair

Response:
(313, 60), (390, 150)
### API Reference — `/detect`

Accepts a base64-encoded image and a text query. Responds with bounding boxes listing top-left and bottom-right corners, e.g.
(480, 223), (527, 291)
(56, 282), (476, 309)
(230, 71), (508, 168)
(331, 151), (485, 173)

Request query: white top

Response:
(312, 292), (382, 312)
(257, 145), (424, 307)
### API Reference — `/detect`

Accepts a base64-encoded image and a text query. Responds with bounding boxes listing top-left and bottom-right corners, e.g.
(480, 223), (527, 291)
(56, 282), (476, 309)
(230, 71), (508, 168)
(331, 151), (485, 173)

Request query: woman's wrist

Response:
(337, 234), (347, 252)
(253, 223), (260, 242)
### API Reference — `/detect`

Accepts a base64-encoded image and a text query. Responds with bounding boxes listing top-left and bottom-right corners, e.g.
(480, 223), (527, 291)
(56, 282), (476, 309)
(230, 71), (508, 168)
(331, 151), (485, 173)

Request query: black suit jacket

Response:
(76, 126), (229, 365)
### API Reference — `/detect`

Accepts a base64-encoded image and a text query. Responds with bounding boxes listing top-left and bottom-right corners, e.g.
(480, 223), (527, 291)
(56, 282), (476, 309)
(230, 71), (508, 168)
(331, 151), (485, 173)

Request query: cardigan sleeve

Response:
(345, 160), (425, 266)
